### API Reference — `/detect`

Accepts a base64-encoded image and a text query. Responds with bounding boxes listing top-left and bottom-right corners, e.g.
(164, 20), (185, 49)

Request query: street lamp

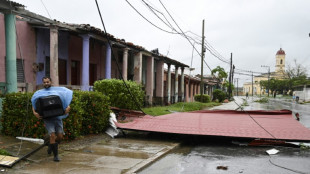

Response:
(261, 65), (270, 97)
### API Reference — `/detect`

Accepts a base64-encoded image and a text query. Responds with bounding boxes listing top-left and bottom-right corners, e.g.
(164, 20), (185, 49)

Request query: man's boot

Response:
(47, 144), (52, 155)
(44, 135), (52, 155)
(51, 143), (60, 162)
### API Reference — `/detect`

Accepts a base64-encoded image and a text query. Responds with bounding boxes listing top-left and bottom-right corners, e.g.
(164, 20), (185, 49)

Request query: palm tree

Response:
(211, 66), (228, 89)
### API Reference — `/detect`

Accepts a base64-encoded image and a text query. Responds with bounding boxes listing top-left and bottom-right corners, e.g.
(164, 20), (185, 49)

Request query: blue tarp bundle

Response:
(31, 87), (73, 119)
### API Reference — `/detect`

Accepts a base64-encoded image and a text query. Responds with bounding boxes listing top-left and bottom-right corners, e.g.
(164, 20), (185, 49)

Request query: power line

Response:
(127, 0), (229, 72)
(235, 68), (264, 74)
(185, 31), (231, 64)
(95, 0), (146, 114)
(141, 0), (175, 31)
(125, 0), (178, 34)
(40, 0), (52, 19)
(158, 0), (212, 72)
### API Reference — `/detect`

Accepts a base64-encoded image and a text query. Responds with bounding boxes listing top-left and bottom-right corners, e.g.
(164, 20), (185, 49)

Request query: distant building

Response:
(243, 48), (286, 96)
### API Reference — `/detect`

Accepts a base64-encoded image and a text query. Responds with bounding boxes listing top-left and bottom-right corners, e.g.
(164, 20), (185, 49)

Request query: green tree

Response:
(211, 66), (228, 89)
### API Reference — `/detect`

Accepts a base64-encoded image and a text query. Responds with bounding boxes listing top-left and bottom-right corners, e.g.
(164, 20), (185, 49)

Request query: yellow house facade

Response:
(243, 48), (286, 96)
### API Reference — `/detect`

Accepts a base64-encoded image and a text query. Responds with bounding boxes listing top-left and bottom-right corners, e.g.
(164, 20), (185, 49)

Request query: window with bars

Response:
(17, 59), (25, 83)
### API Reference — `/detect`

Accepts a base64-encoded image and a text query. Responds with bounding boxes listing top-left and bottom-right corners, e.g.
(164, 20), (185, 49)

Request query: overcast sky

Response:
(13, 0), (310, 86)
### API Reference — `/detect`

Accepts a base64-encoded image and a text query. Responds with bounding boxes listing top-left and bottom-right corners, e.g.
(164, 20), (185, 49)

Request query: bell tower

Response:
(275, 48), (285, 73)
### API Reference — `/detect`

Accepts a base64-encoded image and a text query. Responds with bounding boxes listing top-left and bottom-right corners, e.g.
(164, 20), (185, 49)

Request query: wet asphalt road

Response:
(139, 97), (310, 174)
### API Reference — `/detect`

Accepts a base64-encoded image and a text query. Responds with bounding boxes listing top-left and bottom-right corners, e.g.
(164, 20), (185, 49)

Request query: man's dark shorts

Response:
(44, 118), (64, 135)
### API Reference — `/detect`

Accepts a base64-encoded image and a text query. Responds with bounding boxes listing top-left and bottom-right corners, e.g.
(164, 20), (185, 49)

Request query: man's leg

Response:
(56, 133), (63, 144)
(50, 133), (60, 162)
(51, 119), (64, 162)
(44, 120), (55, 156)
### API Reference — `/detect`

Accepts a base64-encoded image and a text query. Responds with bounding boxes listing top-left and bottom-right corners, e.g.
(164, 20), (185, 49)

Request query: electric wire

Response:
(141, 1), (201, 47)
(141, 0), (175, 31)
(129, 0), (230, 72)
(125, 0), (178, 34)
(181, 42), (196, 111)
(131, 0), (264, 75)
(233, 99), (277, 139)
(185, 31), (231, 64)
(40, 0), (52, 19)
(235, 68), (264, 74)
(268, 156), (308, 174)
(158, 0), (212, 72)
(95, 0), (146, 114)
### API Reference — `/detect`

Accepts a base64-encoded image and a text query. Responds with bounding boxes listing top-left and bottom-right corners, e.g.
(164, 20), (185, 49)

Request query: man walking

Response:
(31, 77), (72, 162)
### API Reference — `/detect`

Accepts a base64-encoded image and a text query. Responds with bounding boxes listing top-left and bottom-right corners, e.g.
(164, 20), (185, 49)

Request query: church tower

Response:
(275, 48), (285, 73)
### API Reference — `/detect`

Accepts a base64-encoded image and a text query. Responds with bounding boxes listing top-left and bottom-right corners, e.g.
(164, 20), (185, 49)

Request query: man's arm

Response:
(32, 107), (41, 119)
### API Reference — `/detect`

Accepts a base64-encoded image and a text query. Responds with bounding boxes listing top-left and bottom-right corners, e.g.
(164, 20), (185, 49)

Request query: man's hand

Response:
(32, 107), (42, 119)
(65, 106), (71, 114)
(34, 112), (42, 119)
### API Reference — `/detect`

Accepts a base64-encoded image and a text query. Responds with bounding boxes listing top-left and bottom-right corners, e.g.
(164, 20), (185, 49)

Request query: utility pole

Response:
(228, 53), (232, 99)
(200, 19), (205, 102)
(251, 71), (254, 96)
(235, 78), (239, 96)
(268, 67), (270, 97)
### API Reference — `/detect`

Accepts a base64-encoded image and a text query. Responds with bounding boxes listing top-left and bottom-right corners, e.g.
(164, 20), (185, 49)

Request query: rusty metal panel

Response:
(116, 110), (310, 141)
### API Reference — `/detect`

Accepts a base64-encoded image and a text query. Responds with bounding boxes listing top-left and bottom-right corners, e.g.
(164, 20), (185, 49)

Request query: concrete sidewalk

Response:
(1, 133), (179, 174)
(210, 96), (244, 110)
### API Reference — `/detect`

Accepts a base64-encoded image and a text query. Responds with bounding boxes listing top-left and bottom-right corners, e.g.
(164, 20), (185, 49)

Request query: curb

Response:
(125, 143), (180, 174)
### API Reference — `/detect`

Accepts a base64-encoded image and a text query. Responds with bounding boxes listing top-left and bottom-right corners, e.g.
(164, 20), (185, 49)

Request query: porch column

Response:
(81, 34), (90, 91)
(146, 56), (154, 105)
(174, 66), (179, 103)
(198, 84), (200, 96)
(167, 64), (171, 104)
(5, 14), (17, 93)
(180, 67), (185, 102)
(105, 42), (111, 79)
(185, 80), (189, 102)
(156, 60), (164, 103)
(50, 25), (59, 86)
(133, 52), (142, 83)
(190, 83), (194, 102)
(122, 48), (129, 80)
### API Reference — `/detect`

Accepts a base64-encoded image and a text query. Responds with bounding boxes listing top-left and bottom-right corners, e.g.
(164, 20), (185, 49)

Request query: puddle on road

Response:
(74, 144), (150, 159)
(244, 98), (310, 129)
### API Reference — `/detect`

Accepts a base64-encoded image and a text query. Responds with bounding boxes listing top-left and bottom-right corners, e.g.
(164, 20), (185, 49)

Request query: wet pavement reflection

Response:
(139, 97), (310, 174)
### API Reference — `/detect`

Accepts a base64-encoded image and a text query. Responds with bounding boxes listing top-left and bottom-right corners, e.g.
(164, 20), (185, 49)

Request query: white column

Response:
(156, 60), (164, 101)
(133, 52), (142, 83)
(122, 48), (129, 80)
(50, 25), (59, 86)
(174, 66), (179, 103)
(167, 64), (171, 104)
(181, 67), (185, 101)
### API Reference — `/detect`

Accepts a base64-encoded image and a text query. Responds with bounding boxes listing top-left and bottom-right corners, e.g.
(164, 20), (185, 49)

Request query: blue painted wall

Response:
(36, 29), (68, 85)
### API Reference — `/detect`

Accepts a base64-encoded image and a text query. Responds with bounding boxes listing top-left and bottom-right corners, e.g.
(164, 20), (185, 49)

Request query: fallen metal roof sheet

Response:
(116, 110), (310, 141)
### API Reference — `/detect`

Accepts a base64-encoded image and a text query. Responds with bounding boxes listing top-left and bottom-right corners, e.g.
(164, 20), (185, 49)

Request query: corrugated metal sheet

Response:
(116, 110), (310, 141)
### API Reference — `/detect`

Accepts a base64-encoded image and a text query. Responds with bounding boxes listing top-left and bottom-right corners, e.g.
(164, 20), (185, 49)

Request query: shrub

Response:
(94, 79), (144, 110)
(212, 89), (226, 102)
(77, 91), (111, 135)
(194, 94), (211, 103)
(1, 91), (111, 140)
(0, 92), (45, 138)
(62, 91), (83, 140)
